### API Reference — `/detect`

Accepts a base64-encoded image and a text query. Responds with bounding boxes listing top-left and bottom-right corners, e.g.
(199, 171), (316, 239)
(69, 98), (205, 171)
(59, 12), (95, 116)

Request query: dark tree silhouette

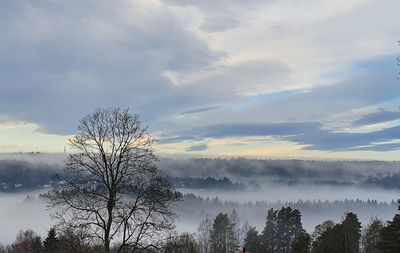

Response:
(312, 212), (361, 253)
(47, 108), (181, 253)
(378, 201), (400, 253)
(163, 233), (199, 253)
(43, 227), (59, 252)
(291, 233), (311, 253)
(260, 207), (306, 253)
(211, 213), (237, 253)
(243, 227), (260, 253)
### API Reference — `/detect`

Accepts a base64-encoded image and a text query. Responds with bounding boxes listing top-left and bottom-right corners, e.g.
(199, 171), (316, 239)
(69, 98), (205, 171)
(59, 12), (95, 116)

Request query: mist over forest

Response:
(0, 154), (399, 246)
(2, 155), (400, 191)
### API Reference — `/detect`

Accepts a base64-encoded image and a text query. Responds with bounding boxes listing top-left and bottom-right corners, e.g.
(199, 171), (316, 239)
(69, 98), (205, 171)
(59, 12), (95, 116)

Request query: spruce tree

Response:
(244, 227), (260, 253)
(43, 227), (59, 252)
(211, 213), (236, 253)
(378, 201), (400, 253)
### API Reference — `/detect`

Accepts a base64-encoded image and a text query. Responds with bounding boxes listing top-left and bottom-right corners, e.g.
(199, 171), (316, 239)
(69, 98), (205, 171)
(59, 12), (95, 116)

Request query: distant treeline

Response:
(160, 158), (400, 190)
(0, 160), (59, 191)
(2, 158), (400, 191)
(160, 157), (400, 179)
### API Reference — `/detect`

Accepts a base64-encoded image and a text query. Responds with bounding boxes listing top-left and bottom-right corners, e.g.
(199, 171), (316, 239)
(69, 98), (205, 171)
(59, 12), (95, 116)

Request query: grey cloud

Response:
(185, 144), (208, 152)
(200, 16), (239, 33)
(159, 121), (318, 144)
(163, 0), (268, 32)
(165, 0), (245, 32)
(179, 106), (219, 115)
(349, 143), (400, 152)
(291, 126), (400, 151)
(266, 73), (400, 122)
(0, 0), (221, 134)
(186, 59), (292, 95)
(353, 110), (400, 126)
(143, 59), (292, 132)
(161, 121), (400, 152)
(195, 58), (400, 126)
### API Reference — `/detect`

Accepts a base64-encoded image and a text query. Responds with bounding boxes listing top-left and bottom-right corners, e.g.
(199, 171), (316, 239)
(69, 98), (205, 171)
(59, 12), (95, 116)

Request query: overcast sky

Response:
(1, 0), (400, 159)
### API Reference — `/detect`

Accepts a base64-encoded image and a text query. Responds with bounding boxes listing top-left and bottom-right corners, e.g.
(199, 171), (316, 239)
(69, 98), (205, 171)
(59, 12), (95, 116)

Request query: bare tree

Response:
(196, 216), (213, 253)
(47, 108), (181, 253)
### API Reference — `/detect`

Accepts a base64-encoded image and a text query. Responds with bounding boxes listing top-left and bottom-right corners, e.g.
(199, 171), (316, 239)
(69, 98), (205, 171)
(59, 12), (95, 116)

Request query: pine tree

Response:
(261, 208), (278, 252)
(312, 213), (361, 253)
(244, 227), (260, 253)
(211, 213), (236, 253)
(291, 233), (311, 253)
(43, 227), (59, 252)
(378, 202), (400, 253)
(260, 207), (306, 253)
(342, 212), (361, 253)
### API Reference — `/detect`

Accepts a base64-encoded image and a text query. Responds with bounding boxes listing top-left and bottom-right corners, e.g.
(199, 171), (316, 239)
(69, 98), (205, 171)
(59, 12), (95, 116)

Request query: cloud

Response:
(0, 0), (220, 134)
(164, 0), (268, 32)
(162, 121), (400, 152)
(187, 55), (400, 127)
(185, 144), (208, 152)
(1, 0), (400, 156)
(353, 109), (400, 126)
(291, 125), (400, 151)
(179, 106), (219, 115)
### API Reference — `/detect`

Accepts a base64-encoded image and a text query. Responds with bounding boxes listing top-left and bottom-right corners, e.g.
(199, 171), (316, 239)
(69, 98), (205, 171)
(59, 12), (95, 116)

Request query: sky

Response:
(0, 0), (400, 160)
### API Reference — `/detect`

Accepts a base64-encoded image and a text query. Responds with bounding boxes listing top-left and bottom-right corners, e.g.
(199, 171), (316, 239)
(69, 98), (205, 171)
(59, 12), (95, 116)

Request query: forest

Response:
(1, 203), (400, 253)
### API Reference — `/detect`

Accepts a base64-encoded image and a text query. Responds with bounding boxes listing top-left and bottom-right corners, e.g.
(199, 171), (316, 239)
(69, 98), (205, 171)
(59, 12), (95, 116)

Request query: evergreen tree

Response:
(291, 232), (311, 253)
(260, 207), (306, 253)
(243, 227), (260, 253)
(43, 227), (59, 252)
(342, 212), (361, 253)
(240, 221), (251, 247)
(261, 208), (278, 252)
(211, 213), (236, 253)
(312, 212), (361, 253)
(378, 201), (400, 253)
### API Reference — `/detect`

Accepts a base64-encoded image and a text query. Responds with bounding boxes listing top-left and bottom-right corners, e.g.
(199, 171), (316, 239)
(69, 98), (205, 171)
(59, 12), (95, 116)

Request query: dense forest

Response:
(2, 202), (400, 253)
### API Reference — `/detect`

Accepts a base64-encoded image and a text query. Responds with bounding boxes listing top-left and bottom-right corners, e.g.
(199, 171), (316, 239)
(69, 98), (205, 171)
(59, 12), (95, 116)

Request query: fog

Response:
(0, 185), (399, 244)
(1, 155), (400, 244)
(159, 158), (400, 181)
(178, 183), (400, 203)
(0, 153), (66, 165)
(0, 191), (50, 244)
(177, 185), (400, 232)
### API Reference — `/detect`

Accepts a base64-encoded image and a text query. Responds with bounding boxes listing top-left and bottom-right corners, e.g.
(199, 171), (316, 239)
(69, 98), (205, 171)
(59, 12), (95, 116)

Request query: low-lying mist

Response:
(1, 155), (400, 244)
(0, 190), (50, 244)
(178, 183), (400, 203)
